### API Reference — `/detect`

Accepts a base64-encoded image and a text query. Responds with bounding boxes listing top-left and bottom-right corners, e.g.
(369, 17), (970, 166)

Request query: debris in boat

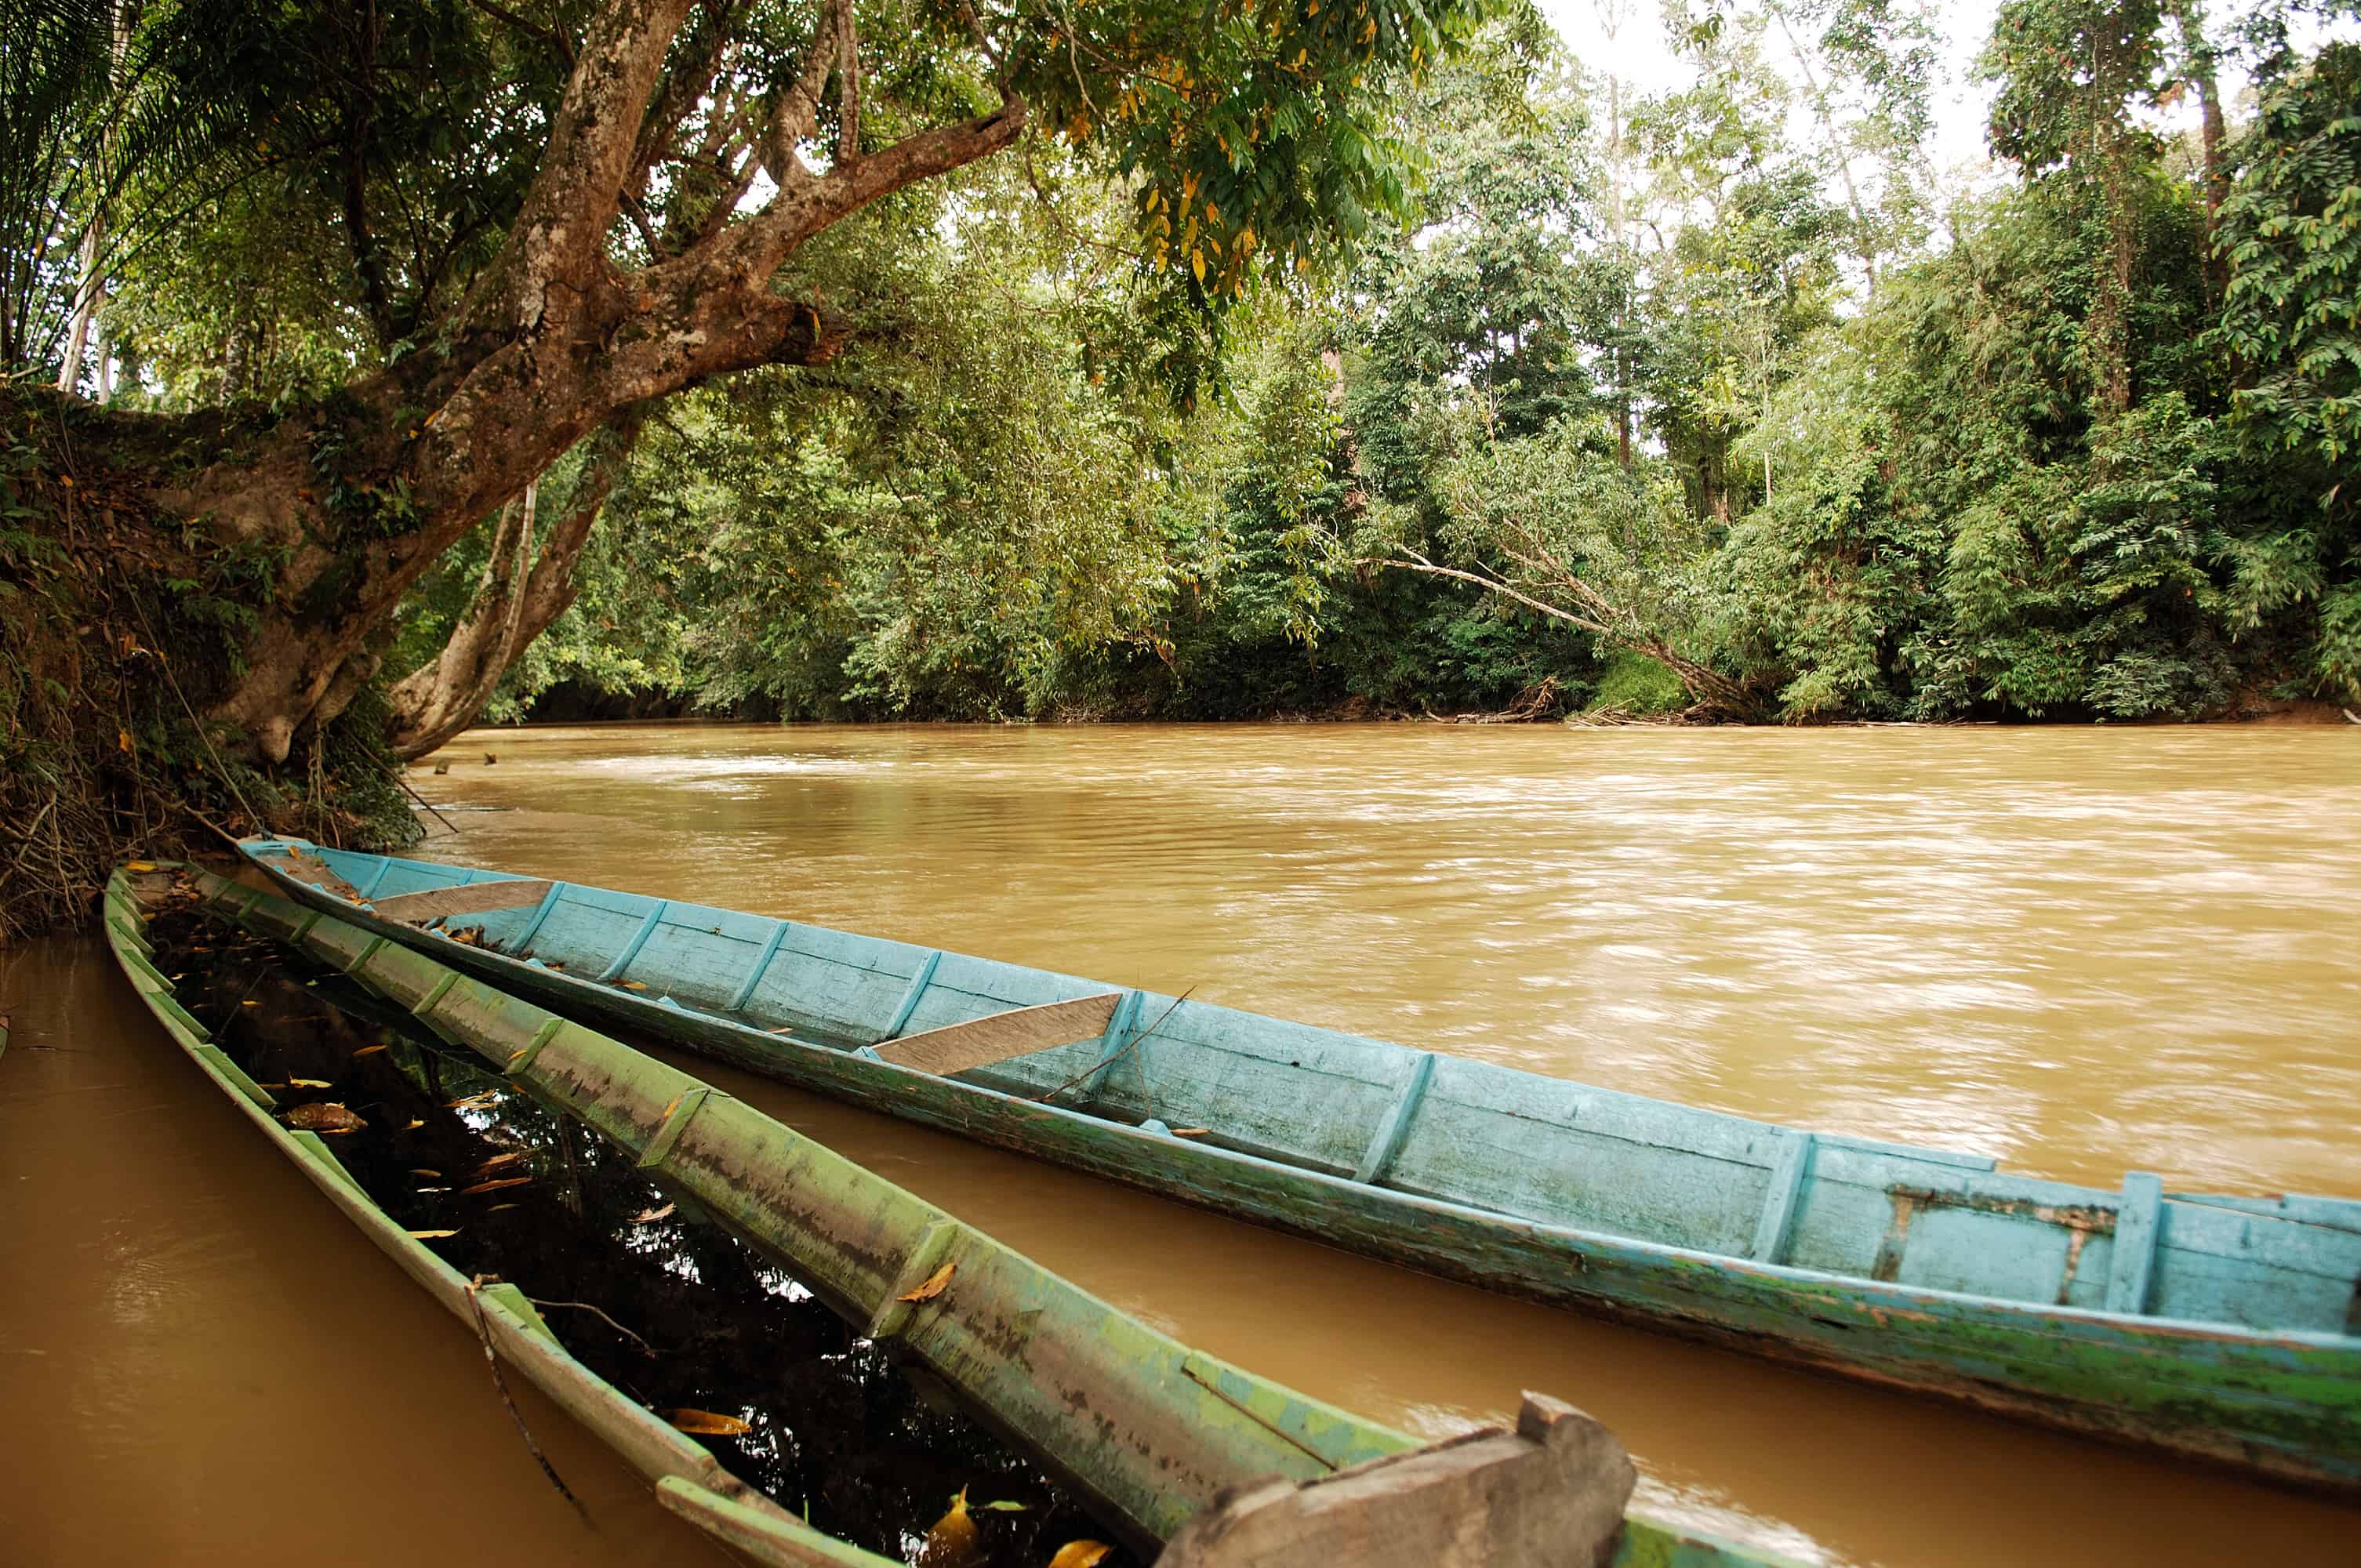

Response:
(616, 979), (648, 990)
(284, 1102), (365, 1132)
(434, 762), (450, 775)
(484, 753), (498, 765)
(921, 1486), (979, 1567)
(1048, 1545), (1111, 1568)
(899, 1261), (956, 1303)
(1171, 1127), (1210, 1138)
(633, 1203), (675, 1224)
(666, 1408), (752, 1436)
(463, 1174), (534, 1196)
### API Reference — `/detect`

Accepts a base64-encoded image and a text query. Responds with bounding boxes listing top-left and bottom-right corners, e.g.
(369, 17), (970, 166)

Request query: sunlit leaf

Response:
(407, 1229), (459, 1239)
(667, 1408), (753, 1436)
(898, 1261), (956, 1303)
(461, 1174), (532, 1195)
(633, 1203), (676, 1224)
(1046, 1544), (1111, 1568)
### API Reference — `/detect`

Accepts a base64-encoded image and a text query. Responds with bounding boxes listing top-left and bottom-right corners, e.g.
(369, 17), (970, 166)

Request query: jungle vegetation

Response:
(3, 0), (2358, 936)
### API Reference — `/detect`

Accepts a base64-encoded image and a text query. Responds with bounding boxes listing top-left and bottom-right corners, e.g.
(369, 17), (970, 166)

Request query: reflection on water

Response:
(142, 901), (1131, 1567)
(4, 721), (2356, 1567)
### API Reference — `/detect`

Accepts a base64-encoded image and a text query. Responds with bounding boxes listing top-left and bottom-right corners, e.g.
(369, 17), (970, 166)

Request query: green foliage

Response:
(1591, 649), (1689, 714)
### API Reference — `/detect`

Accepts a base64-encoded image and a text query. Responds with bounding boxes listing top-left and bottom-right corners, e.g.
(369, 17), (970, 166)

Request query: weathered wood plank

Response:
(875, 949), (943, 1042)
(372, 878), (554, 924)
(597, 898), (670, 982)
(2106, 1171), (2164, 1316)
(1749, 1131), (1815, 1264)
(1353, 1051), (1436, 1186)
(1154, 1394), (1635, 1568)
(875, 993), (1123, 1077)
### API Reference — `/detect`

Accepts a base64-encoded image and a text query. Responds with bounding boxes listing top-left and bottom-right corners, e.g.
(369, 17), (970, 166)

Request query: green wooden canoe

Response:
(237, 837), (2361, 1496)
(120, 862), (1790, 1568)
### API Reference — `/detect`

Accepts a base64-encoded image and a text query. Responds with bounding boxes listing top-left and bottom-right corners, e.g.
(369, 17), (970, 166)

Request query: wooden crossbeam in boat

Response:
(874, 993), (1124, 1077)
(1155, 1393), (1636, 1568)
(372, 879), (554, 925)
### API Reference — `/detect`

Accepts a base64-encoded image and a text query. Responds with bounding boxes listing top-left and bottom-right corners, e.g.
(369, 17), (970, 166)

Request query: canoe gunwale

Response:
(236, 840), (2361, 1497)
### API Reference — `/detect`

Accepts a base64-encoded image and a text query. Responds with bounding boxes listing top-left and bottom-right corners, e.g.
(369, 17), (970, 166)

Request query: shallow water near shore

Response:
(6, 720), (2359, 1566)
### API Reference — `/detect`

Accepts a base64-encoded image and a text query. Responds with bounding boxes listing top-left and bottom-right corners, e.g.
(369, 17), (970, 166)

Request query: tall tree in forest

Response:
(1984, 0), (2169, 419)
(16, 0), (1484, 742)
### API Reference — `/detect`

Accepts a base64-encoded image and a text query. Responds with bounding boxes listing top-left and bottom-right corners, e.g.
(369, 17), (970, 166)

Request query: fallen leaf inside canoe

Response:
(898, 1261), (955, 1303)
(667, 1408), (752, 1436)
(289, 1077), (332, 1088)
(1046, 1544), (1111, 1568)
(633, 1203), (676, 1224)
(353, 1044), (388, 1057)
(284, 1103), (365, 1132)
(616, 978), (648, 990)
(407, 1229), (459, 1239)
(461, 1174), (533, 1196)
(1171, 1127), (1211, 1138)
(921, 1487), (976, 1566)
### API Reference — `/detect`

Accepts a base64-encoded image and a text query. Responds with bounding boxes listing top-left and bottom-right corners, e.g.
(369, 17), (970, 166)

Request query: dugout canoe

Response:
(236, 837), (2361, 1495)
(114, 862), (1787, 1568)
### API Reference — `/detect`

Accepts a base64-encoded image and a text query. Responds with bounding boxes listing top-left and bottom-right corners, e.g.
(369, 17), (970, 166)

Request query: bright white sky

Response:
(1535, 0), (2007, 176)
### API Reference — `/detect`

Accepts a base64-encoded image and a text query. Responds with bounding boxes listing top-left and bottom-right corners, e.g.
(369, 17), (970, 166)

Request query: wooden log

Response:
(372, 878), (554, 924)
(1150, 1393), (1636, 1568)
(875, 993), (1124, 1076)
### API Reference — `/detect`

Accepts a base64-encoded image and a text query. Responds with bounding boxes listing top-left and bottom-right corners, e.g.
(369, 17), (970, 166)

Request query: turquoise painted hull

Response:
(238, 839), (2361, 1496)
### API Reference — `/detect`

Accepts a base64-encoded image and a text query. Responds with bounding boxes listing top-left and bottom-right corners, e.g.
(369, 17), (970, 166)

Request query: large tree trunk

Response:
(385, 415), (641, 759)
(127, 0), (1023, 764)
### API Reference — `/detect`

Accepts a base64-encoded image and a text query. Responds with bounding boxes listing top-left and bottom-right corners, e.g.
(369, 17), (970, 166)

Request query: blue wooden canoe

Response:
(238, 837), (2361, 1496)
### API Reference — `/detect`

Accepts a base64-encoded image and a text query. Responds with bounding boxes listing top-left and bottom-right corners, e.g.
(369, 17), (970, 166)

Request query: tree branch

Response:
(468, 0), (699, 332)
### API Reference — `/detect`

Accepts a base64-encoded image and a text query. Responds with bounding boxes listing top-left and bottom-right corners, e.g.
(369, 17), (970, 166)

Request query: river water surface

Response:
(5, 721), (2358, 1566)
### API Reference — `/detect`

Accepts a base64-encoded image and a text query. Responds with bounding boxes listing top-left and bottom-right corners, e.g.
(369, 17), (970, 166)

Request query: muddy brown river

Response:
(5, 721), (2358, 1565)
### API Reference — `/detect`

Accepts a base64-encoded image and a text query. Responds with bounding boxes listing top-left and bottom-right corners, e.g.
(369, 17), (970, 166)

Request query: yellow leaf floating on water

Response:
(667, 1408), (752, 1436)
(289, 1077), (331, 1087)
(405, 1119), (425, 1130)
(461, 1174), (532, 1196)
(475, 1150), (527, 1175)
(407, 1229), (459, 1239)
(898, 1261), (955, 1303)
(410, 1169), (441, 1178)
(919, 1486), (978, 1567)
(353, 1044), (387, 1057)
(283, 1103), (365, 1132)
(1046, 1544), (1111, 1568)
(448, 1091), (499, 1110)
(633, 1203), (676, 1224)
